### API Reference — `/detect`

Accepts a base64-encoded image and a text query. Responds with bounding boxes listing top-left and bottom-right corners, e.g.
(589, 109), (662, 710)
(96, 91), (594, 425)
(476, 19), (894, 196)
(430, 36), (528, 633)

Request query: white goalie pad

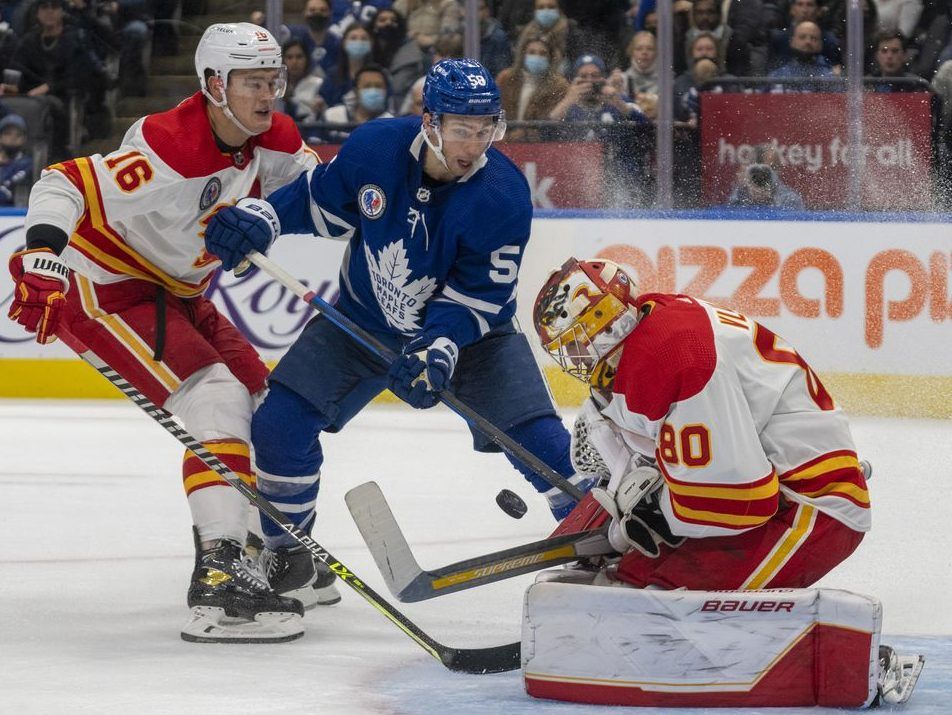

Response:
(522, 584), (882, 708)
(181, 606), (304, 644)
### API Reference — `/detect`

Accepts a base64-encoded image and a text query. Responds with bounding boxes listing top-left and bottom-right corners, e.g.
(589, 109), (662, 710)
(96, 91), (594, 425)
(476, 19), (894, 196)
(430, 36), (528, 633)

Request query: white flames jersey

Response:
(601, 293), (871, 539)
(25, 92), (318, 297)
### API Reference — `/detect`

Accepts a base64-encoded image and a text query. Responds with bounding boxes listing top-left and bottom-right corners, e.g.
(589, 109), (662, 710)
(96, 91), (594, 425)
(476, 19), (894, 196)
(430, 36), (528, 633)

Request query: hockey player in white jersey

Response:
(6, 23), (336, 642)
(529, 257), (922, 706)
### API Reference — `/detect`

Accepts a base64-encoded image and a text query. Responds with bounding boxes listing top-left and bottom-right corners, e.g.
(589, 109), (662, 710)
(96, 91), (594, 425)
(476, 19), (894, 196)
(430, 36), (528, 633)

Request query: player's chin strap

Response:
(421, 119), (452, 172)
(203, 86), (261, 137)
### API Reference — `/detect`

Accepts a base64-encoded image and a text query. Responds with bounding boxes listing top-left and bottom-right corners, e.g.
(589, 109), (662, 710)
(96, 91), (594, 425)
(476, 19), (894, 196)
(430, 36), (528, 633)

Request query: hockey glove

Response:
(593, 465), (683, 557)
(7, 247), (69, 344)
(204, 198), (280, 272)
(387, 336), (458, 410)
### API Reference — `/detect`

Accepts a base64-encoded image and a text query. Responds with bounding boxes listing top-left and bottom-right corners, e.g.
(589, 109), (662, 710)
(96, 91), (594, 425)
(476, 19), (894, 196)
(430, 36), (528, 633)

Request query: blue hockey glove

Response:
(204, 198), (280, 272)
(387, 337), (458, 410)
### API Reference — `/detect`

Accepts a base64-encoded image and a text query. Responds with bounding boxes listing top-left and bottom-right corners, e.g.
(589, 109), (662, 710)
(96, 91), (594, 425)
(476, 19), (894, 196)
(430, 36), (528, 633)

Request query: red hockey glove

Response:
(7, 247), (70, 344)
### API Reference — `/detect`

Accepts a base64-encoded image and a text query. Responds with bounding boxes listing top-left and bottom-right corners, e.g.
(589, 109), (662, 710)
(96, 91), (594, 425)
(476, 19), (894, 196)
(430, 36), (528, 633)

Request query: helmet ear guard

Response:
(195, 22), (285, 135)
(533, 258), (640, 387)
(420, 58), (505, 171)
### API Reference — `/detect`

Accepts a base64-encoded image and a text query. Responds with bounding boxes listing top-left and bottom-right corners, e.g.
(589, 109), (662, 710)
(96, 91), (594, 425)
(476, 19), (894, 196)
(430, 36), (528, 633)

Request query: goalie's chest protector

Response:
(522, 583), (881, 708)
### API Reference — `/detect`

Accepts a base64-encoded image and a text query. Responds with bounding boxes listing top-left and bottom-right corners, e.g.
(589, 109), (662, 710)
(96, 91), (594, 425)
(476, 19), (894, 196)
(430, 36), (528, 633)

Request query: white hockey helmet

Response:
(533, 257), (640, 389)
(195, 22), (285, 103)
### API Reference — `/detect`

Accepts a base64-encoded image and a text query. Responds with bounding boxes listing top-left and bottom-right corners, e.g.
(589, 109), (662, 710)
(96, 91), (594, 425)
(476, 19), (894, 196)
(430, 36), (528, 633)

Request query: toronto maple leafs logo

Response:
(364, 240), (437, 332)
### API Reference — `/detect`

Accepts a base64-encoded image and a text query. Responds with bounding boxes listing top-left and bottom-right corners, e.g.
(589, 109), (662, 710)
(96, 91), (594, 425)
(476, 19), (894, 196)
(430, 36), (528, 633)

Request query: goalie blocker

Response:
(522, 585), (923, 708)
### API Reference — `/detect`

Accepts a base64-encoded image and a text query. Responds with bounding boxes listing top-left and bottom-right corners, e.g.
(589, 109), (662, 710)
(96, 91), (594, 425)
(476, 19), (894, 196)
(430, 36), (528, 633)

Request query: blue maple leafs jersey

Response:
(267, 115), (532, 349)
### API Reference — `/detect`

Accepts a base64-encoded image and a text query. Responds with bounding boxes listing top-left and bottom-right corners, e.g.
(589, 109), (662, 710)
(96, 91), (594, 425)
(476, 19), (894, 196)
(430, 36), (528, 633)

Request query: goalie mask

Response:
(533, 258), (640, 389)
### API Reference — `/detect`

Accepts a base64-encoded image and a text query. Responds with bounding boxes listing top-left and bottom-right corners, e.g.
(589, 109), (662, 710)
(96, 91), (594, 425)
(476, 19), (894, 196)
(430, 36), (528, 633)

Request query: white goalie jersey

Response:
(599, 293), (871, 539)
(24, 92), (318, 297)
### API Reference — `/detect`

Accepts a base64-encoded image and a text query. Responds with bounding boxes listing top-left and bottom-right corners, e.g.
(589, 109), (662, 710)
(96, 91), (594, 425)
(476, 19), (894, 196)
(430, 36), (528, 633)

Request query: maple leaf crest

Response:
(364, 240), (437, 332)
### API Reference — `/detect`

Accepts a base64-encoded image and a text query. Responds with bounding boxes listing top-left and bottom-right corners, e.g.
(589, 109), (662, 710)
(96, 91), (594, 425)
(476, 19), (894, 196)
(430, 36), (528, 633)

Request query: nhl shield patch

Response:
(358, 184), (386, 219)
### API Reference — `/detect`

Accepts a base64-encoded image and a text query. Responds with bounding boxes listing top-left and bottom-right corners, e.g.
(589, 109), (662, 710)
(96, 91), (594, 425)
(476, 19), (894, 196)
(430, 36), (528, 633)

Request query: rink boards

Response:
(1, 209), (949, 418)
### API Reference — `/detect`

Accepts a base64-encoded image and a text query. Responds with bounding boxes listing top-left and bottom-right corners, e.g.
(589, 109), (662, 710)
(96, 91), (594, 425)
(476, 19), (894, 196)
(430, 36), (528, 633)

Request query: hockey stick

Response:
(246, 251), (584, 501)
(56, 329), (520, 674)
(345, 481), (614, 602)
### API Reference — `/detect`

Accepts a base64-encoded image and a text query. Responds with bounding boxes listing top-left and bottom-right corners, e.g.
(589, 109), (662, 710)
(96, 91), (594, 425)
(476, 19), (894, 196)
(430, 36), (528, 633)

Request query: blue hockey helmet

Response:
(422, 58), (502, 117)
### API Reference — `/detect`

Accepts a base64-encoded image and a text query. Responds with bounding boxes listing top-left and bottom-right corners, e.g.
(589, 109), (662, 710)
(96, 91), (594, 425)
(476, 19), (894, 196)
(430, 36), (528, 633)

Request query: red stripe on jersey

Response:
(659, 463), (779, 530)
(58, 158), (210, 296)
(612, 294), (717, 421)
(142, 93), (303, 178)
(780, 450), (870, 509)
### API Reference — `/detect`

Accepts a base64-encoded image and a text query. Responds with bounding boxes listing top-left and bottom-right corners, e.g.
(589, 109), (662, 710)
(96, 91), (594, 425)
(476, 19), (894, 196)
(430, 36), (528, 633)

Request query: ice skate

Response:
(875, 644), (924, 706)
(182, 531), (304, 644)
(262, 544), (342, 609)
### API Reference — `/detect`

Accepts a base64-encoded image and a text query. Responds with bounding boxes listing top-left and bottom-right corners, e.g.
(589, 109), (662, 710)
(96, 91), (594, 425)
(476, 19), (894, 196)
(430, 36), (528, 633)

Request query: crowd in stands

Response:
(3, 0), (952, 207)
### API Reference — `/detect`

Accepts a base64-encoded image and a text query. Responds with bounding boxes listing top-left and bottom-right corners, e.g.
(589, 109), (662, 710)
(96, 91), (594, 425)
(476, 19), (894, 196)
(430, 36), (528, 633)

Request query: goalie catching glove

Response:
(592, 465), (685, 558)
(7, 247), (70, 344)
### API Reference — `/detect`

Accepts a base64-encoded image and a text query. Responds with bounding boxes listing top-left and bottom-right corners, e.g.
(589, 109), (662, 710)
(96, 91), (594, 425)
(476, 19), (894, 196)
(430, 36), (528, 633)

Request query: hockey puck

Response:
(496, 488), (528, 519)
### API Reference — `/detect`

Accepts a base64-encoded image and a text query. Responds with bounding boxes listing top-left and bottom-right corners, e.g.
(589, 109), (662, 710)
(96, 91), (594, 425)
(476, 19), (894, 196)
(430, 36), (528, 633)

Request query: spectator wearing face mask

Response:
(372, 8), (425, 108)
(517, 0), (583, 76)
(769, 21), (836, 91)
(320, 23), (378, 108)
(496, 34), (568, 140)
(0, 113), (32, 206)
(478, 0), (513, 78)
(288, 0), (342, 78)
(324, 63), (393, 140)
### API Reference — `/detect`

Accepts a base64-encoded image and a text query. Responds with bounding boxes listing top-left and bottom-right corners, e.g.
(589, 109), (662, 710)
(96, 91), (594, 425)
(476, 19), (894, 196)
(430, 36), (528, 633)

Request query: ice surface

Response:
(0, 401), (949, 714)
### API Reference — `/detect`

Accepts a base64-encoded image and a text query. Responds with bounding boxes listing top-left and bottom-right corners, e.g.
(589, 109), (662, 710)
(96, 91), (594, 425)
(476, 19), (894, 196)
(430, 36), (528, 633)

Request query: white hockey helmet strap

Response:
(195, 22), (284, 136)
(420, 112), (506, 172)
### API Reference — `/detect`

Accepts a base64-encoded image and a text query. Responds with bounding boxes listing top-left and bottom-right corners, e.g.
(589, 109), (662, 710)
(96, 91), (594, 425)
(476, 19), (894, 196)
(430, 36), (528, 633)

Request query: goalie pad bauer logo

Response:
(359, 184), (386, 219)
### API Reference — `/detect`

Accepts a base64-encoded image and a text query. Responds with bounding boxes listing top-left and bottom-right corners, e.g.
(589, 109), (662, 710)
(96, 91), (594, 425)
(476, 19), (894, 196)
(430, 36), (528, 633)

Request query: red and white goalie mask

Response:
(533, 258), (640, 389)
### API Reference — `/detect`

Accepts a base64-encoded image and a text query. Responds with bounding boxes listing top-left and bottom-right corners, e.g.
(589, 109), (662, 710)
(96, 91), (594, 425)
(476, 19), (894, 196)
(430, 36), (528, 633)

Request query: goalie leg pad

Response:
(522, 585), (882, 708)
(181, 606), (304, 644)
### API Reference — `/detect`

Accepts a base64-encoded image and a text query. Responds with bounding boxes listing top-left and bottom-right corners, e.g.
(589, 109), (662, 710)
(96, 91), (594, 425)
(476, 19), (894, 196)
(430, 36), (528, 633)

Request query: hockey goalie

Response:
(524, 257), (923, 708)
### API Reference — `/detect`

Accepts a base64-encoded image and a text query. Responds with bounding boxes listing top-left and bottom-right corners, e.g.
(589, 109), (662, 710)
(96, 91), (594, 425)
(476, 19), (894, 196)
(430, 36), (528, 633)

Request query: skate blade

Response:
(282, 582), (342, 610)
(181, 606), (304, 644)
(882, 655), (925, 705)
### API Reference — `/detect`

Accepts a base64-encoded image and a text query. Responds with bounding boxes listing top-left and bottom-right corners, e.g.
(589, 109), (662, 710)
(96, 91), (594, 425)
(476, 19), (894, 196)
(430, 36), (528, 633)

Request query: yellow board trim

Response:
(0, 361), (949, 419)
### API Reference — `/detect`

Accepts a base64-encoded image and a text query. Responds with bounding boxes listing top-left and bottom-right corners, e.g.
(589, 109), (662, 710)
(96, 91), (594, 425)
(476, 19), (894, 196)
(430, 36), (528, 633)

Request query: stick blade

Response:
(442, 641), (522, 674)
(345, 481), (427, 598)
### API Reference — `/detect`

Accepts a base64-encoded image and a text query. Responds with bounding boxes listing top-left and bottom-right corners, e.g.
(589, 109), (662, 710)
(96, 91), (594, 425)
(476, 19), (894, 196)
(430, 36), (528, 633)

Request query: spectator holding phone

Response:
(549, 53), (646, 124)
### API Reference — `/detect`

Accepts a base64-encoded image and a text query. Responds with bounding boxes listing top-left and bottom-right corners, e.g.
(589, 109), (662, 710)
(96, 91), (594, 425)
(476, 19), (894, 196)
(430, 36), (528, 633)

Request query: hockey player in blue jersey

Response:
(204, 58), (592, 600)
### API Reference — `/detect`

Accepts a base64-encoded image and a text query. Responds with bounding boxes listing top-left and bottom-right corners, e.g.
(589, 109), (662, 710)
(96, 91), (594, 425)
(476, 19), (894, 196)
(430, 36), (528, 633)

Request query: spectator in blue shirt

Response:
(769, 21), (836, 92)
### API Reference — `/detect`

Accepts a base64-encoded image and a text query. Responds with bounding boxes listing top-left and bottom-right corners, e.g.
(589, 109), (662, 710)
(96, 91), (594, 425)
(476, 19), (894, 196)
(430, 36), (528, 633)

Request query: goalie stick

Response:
(246, 251), (584, 501)
(345, 481), (614, 602)
(57, 329), (520, 675)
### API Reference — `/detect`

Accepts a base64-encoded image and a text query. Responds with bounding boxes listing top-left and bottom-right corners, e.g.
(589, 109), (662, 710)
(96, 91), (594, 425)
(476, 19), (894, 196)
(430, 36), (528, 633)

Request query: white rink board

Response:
(1, 212), (949, 378)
